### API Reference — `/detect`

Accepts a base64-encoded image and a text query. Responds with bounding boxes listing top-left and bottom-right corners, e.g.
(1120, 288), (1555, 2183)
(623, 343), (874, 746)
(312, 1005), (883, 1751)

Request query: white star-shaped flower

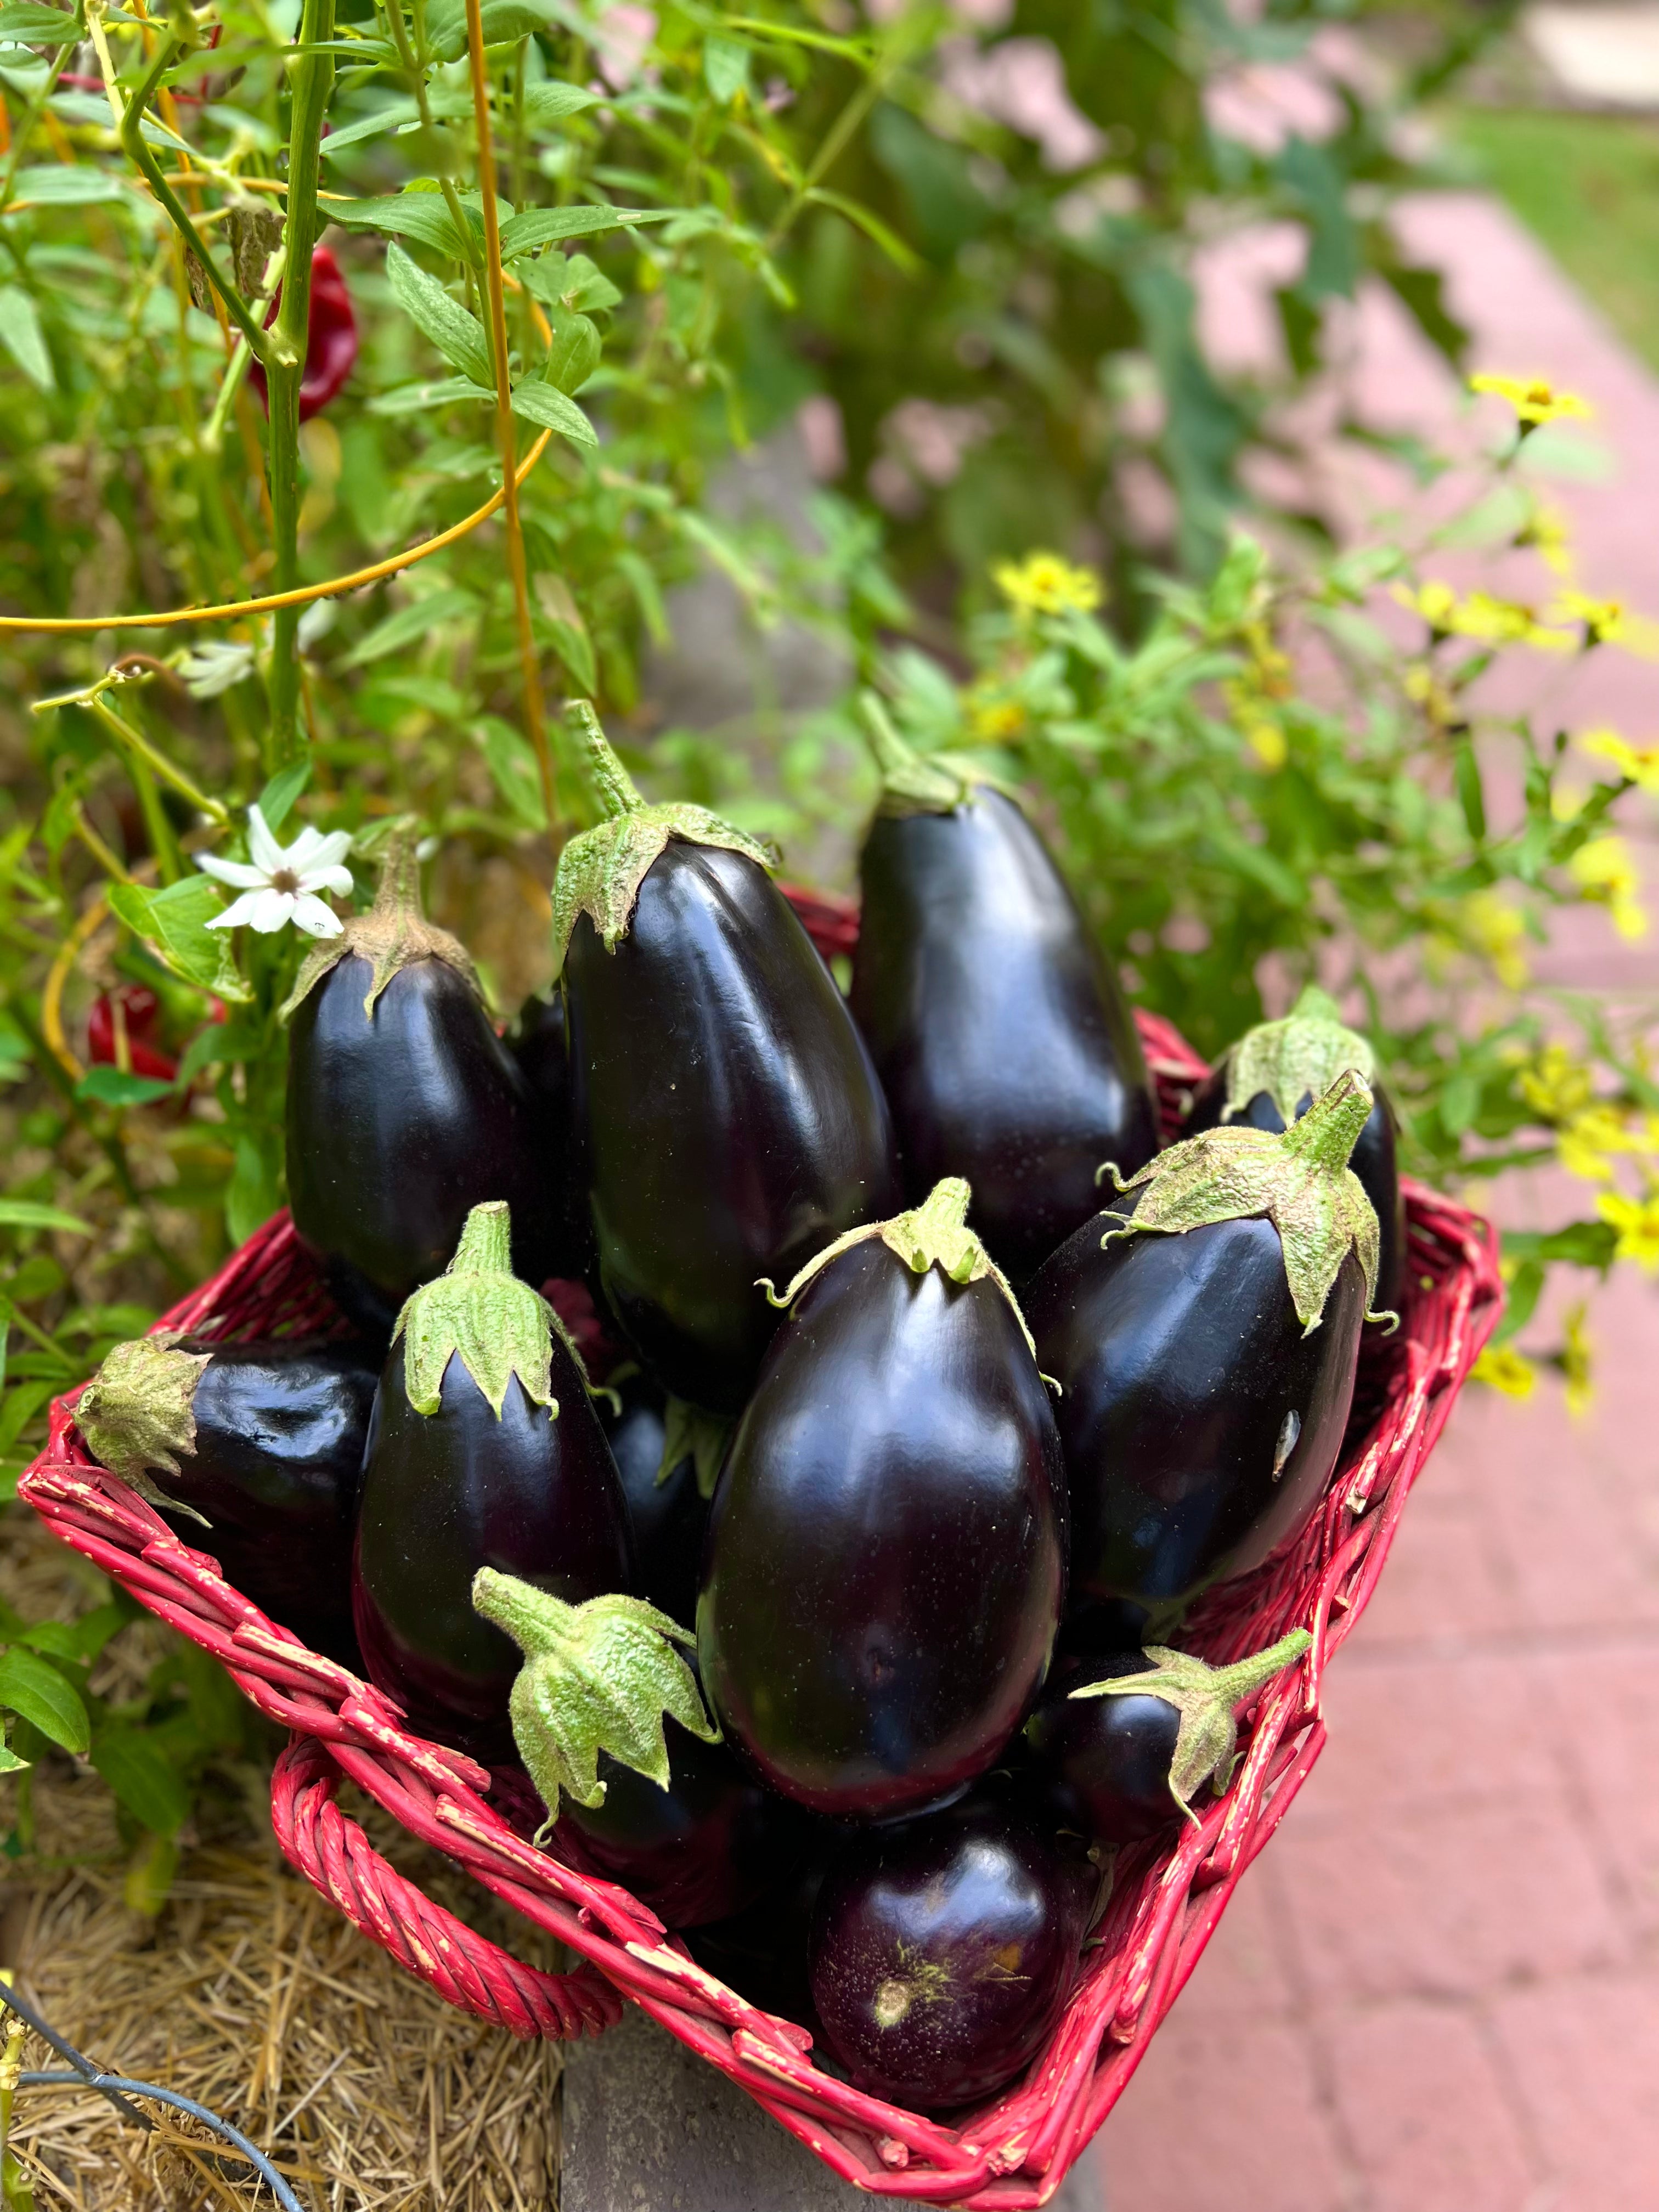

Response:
(198, 805), (355, 939)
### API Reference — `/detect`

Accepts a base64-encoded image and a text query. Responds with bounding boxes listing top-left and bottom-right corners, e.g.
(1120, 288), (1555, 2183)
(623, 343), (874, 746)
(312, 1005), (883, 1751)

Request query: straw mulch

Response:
(1, 1514), (568, 2211)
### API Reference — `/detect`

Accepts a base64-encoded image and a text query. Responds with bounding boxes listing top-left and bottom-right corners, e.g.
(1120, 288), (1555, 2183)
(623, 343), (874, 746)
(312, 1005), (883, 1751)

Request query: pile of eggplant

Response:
(78, 704), (1402, 2113)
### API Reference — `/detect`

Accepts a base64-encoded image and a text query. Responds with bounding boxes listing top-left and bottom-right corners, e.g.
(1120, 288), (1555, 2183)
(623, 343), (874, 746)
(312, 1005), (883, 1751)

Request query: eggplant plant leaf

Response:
(0, 1646), (90, 1754)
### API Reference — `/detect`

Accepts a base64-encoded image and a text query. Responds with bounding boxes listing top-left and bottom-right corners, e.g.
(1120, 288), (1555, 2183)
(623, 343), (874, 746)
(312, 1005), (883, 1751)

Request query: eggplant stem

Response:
(1223, 985), (1374, 1129)
(1277, 1068), (1372, 1176)
(568, 699), (647, 822)
(1205, 1627), (1313, 1708)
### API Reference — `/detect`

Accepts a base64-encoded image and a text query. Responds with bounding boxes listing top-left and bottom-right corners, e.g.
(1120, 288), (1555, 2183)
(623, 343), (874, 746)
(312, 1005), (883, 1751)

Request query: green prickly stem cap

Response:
(394, 1201), (584, 1420)
(1068, 1626), (1313, 1827)
(471, 1567), (719, 1821)
(758, 1175), (1042, 1364)
(860, 693), (979, 817)
(281, 817), (482, 1023)
(75, 1334), (213, 1522)
(1222, 983), (1376, 1129)
(1099, 1068), (1396, 1334)
(549, 701), (776, 976)
(657, 1399), (734, 1502)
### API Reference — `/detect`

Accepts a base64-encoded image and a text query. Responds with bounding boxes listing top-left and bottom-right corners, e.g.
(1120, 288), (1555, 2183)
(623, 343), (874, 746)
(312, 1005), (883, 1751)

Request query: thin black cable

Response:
(0, 1982), (150, 2131)
(18, 2074), (304, 2210)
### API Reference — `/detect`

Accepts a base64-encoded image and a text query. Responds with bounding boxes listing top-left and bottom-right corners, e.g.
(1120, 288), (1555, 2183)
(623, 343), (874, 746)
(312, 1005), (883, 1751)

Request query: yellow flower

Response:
(1579, 729), (1659, 793)
(993, 552), (1103, 618)
(1560, 1300), (1593, 1419)
(1515, 501), (1573, 575)
(1462, 891), (1531, 989)
(966, 691), (1029, 744)
(1515, 1042), (1594, 1125)
(1394, 579), (1459, 636)
(1469, 373), (1592, 429)
(1392, 581), (1573, 652)
(1569, 834), (1649, 941)
(1558, 1105), (1634, 1183)
(1223, 679), (1288, 770)
(1241, 622), (1293, 698)
(1403, 663), (1457, 728)
(1598, 1189), (1659, 1272)
(1472, 1344), (1536, 1399)
(1550, 594), (1659, 657)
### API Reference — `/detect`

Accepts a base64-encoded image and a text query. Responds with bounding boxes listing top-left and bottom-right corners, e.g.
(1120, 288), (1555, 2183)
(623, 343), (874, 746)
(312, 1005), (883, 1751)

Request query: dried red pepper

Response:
(249, 245), (359, 422)
(87, 986), (177, 1084)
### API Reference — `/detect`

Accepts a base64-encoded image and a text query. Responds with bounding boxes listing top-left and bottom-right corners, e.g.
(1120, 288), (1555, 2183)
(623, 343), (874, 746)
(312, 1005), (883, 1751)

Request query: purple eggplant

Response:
(848, 705), (1157, 1283)
(599, 1374), (725, 1629)
(697, 1178), (1067, 1820)
(352, 1203), (631, 1760)
(809, 1797), (1093, 2109)
(556, 704), (899, 1414)
(1185, 985), (1406, 1316)
(1025, 1072), (1386, 1638)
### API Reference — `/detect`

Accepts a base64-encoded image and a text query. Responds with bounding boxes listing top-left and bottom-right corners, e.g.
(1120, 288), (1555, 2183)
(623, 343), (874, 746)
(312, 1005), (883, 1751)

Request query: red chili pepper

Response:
(249, 245), (359, 422)
(88, 986), (178, 1084)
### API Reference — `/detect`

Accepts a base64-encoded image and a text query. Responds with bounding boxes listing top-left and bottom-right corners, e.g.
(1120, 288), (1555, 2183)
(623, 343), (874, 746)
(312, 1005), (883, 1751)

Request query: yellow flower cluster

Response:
(1598, 1190), (1659, 1272)
(964, 681), (1030, 744)
(1223, 621), (1293, 771)
(992, 552), (1104, 619)
(1393, 580), (1575, 653)
(1472, 1344), (1536, 1400)
(1569, 834), (1649, 941)
(1460, 891), (1531, 990)
(1469, 373), (1592, 430)
(1579, 729), (1659, 793)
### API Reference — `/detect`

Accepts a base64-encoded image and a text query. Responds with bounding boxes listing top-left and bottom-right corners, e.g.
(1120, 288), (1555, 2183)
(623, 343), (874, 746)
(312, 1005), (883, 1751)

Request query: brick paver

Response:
(1090, 194), (1659, 2210)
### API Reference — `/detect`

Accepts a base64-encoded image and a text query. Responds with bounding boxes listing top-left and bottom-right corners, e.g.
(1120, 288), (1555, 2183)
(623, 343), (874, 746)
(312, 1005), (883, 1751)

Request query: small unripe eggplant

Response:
(848, 704), (1158, 1284)
(352, 1204), (631, 1760)
(558, 1708), (812, 1927)
(556, 704), (899, 1414)
(809, 1798), (1093, 2109)
(697, 1178), (1067, 1820)
(1186, 985), (1406, 1316)
(1026, 1071), (1389, 1634)
(1025, 1630), (1311, 1843)
(285, 828), (553, 1340)
(599, 1375), (727, 1629)
(77, 1334), (376, 1662)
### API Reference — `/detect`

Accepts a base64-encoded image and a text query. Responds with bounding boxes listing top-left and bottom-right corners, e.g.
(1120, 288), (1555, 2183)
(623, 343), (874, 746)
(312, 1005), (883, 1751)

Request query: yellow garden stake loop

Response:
(41, 893), (110, 1082)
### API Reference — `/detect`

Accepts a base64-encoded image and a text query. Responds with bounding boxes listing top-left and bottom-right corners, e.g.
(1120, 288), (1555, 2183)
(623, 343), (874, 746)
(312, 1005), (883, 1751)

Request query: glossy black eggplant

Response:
(560, 1710), (813, 1926)
(285, 830), (553, 1340)
(808, 1798), (1093, 2109)
(848, 710), (1158, 1284)
(77, 1334), (376, 1662)
(556, 705), (899, 1413)
(697, 1180), (1068, 1819)
(1025, 1074), (1383, 1635)
(599, 1375), (716, 1629)
(351, 1205), (631, 1761)
(1186, 985), (1405, 1316)
(511, 990), (585, 1278)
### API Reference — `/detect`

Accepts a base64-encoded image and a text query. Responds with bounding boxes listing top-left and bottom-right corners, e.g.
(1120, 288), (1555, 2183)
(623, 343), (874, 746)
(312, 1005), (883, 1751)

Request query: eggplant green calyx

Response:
(395, 1201), (577, 1419)
(550, 702), (775, 974)
(859, 693), (988, 819)
(1070, 1627), (1312, 1827)
(76, 1334), (212, 1522)
(1222, 983), (1375, 1128)
(1101, 1070), (1394, 1335)
(759, 1176), (1040, 1362)
(281, 819), (481, 1023)
(472, 1568), (719, 1821)
(658, 1397), (733, 1502)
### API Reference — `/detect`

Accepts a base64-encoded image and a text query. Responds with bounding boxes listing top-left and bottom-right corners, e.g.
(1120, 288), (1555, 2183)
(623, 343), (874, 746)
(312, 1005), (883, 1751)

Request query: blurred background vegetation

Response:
(2, 0), (1657, 1879)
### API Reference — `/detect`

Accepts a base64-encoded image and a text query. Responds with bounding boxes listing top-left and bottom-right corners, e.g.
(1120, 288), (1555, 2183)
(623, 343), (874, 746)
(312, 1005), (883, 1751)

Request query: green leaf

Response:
(343, 586), (480, 667)
(1454, 738), (1486, 842)
(0, 284), (52, 391)
(91, 1724), (191, 1836)
(386, 241), (493, 387)
(509, 377), (597, 448)
(75, 1067), (173, 1108)
(521, 80), (599, 131)
(0, 1200), (91, 1235)
(517, 250), (620, 314)
(801, 187), (919, 276)
(366, 375), (495, 416)
(4, 163), (127, 206)
(316, 95), (421, 158)
(498, 204), (676, 261)
(225, 1131), (280, 1247)
(257, 759), (311, 835)
(703, 33), (750, 104)
(0, 1647), (90, 1754)
(423, 0), (559, 60)
(540, 301), (600, 394)
(329, 192), (473, 262)
(0, 1743), (29, 1775)
(0, 4), (84, 42)
(475, 714), (548, 832)
(108, 876), (252, 1003)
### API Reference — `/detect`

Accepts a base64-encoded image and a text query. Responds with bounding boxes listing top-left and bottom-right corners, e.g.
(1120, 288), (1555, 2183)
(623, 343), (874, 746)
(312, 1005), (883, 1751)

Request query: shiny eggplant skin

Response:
(159, 1338), (376, 1663)
(849, 791), (1158, 1284)
(351, 1344), (631, 1762)
(1186, 1070), (1406, 1317)
(560, 1713), (813, 1927)
(1026, 1215), (1365, 1632)
(1024, 1654), (1181, 1843)
(808, 1798), (1092, 2109)
(697, 1239), (1068, 1819)
(287, 953), (551, 1340)
(563, 844), (899, 1413)
(511, 991), (585, 1278)
(599, 1374), (708, 1629)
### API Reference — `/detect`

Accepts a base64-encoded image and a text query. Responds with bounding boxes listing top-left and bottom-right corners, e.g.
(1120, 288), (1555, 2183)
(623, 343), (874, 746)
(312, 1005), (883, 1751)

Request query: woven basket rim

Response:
(16, 978), (1503, 2207)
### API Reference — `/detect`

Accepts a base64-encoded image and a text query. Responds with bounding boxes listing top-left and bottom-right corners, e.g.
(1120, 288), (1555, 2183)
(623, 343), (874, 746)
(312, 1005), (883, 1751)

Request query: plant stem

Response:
(464, 0), (556, 832)
(266, 0), (338, 768)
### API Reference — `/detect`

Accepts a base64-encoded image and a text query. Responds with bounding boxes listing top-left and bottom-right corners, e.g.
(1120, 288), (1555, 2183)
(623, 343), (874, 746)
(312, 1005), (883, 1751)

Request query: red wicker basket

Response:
(19, 917), (1502, 2207)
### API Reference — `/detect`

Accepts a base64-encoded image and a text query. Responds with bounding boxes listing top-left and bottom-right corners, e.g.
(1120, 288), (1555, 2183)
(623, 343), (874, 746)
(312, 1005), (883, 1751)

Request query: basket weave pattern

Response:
(19, 946), (1502, 2207)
